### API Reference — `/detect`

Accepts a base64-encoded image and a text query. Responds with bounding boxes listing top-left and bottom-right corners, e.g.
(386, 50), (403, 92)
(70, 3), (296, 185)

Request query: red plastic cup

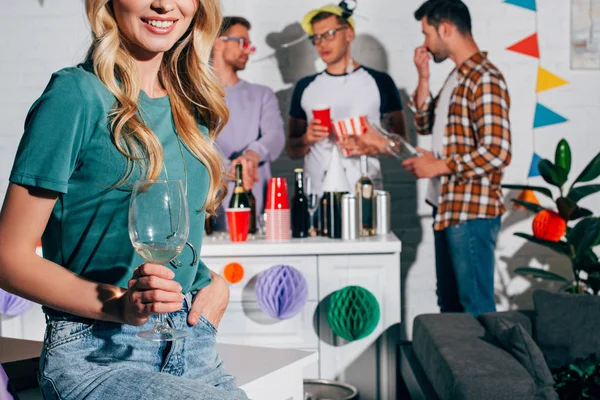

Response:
(226, 208), (251, 242)
(265, 177), (290, 210)
(312, 106), (331, 131)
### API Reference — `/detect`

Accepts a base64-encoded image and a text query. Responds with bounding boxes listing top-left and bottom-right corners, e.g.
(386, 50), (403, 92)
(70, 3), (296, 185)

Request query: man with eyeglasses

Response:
(212, 16), (285, 230)
(286, 4), (407, 195)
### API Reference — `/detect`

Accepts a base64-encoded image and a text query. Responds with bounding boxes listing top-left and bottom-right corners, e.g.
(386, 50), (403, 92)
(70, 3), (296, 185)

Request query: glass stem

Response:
(156, 313), (167, 329)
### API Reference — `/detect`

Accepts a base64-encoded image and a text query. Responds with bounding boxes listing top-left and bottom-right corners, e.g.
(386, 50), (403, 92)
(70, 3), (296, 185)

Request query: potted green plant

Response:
(503, 139), (600, 294)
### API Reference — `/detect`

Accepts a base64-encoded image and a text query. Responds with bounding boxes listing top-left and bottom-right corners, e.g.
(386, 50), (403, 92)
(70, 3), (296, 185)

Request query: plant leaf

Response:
(554, 165), (569, 187)
(556, 197), (578, 220)
(555, 139), (572, 176)
(514, 232), (571, 256)
(568, 217), (600, 256)
(574, 151), (600, 184)
(567, 184), (600, 203)
(588, 271), (600, 295)
(502, 184), (553, 199)
(538, 159), (560, 187)
(569, 207), (594, 221)
(515, 267), (569, 282)
(510, 199), (545, 213)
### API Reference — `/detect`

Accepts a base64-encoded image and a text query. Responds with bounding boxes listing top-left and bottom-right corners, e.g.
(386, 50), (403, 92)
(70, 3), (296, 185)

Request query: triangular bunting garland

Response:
(537, 68), (569, 93)
(528, 153), (542, 177)
(506, 33), (539, 59)
(513, 189), (541, 210)
(534, 103), (568, 128)
(504, 0), (536, 11)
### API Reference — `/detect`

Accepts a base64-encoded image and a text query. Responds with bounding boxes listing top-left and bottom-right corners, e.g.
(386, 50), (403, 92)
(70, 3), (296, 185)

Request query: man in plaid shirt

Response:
(403, 0), (512, 316)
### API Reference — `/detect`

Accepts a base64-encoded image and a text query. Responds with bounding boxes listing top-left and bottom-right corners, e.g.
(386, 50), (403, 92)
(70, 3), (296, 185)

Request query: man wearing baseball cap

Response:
(286, 3), (407, 196)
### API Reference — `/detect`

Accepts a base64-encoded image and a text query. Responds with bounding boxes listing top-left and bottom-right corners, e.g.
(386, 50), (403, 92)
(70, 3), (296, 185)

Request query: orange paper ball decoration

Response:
(532, 210), (566, 242)
(223, 263), (245, 284)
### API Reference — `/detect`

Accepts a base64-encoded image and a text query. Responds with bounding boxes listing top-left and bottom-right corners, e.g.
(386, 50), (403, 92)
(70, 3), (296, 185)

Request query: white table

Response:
(221, 344), (317, 400)
(2, 337), (317, 400)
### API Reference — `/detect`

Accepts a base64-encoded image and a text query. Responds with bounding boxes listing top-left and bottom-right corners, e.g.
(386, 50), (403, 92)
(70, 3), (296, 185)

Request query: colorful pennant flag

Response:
(533, 103), (568, 128)
(507, 34), (539, 59)
(513, 189), (541, 210)
(537, 67), (569, 93)
(504, 0), (536, 11)
(528, 153), (542, 177)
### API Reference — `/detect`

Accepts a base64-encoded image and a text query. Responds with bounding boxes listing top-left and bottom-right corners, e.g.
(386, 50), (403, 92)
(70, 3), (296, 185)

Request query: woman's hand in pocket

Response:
(188, 270), (230, 328)
(121, 263), (184, 326)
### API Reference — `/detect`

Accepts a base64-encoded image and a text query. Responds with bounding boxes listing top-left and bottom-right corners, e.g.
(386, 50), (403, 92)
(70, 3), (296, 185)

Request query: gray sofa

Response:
(412, 311), (538, 399)
(404, 290), (600, 400)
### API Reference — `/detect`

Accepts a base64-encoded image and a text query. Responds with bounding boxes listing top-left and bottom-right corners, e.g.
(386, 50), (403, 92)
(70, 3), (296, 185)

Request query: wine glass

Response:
(129, 179), (189, 341)
(305, 177), (320, 236)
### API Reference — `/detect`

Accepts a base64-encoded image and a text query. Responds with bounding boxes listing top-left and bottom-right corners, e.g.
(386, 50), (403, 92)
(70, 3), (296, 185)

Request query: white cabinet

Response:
(201, 235), (402, 399)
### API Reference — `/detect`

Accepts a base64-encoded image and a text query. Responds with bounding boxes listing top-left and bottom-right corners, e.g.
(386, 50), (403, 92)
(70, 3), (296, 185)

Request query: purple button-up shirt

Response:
(214, 80), (285, 230)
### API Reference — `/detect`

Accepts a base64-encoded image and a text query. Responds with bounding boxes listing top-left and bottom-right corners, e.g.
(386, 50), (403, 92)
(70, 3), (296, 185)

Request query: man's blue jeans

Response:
(39, 293), (248, 400)
(433, 209), (501, 317)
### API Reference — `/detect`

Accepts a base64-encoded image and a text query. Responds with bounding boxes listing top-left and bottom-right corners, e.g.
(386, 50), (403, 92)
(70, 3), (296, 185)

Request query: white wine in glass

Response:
(129, 179), (189, 341)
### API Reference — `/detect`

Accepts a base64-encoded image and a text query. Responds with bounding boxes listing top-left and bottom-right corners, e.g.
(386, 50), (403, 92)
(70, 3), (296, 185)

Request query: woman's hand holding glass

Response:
(120, 263), (185, 327)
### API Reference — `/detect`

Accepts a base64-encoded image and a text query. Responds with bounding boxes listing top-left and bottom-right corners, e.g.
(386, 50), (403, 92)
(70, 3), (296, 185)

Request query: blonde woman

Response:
(0, 0), (248, 398)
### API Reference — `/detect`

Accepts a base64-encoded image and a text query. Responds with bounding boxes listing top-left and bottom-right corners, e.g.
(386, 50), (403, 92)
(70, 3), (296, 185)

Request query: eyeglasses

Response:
(219, 36), (256, 53)
(309, 26), (347, 46)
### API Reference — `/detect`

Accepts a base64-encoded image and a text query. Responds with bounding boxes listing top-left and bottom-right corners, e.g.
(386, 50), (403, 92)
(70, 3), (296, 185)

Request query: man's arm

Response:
(382, 110), (407, 140)
(445, 72), (512, 179)
(246, 88), (286, 163)
(408, 89), (436, 136)
(286, 117), (311, 159)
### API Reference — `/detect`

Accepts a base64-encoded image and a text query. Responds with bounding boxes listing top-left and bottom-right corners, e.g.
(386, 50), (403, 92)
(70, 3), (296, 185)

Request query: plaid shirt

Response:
(410, 52), (512, 231)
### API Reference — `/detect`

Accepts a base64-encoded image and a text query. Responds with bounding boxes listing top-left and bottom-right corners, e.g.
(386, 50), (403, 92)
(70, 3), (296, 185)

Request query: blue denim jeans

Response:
(433, 209), (501, 317)
(39, 294), (248, 400)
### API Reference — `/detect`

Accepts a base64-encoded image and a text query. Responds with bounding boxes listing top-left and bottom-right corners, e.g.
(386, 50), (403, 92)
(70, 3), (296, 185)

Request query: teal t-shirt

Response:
(10, 62), (212, 315)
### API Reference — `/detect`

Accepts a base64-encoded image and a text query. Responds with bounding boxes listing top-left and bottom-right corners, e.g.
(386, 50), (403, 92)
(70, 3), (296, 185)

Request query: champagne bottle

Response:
(291, 168), (310, 238)
(355, 156), (374, 236)
(229, 163), (251, 210)
(204, 216), (213, 236)
(247, 189), (257, 234)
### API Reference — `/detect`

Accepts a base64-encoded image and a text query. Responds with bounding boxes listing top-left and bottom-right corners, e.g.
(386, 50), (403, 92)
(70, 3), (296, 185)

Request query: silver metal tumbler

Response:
(372, 190), (391, 235)
(341, 194), (360, 240)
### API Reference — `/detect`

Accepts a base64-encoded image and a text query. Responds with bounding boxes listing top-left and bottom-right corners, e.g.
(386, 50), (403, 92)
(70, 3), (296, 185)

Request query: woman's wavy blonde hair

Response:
(85, 0), (227, 215)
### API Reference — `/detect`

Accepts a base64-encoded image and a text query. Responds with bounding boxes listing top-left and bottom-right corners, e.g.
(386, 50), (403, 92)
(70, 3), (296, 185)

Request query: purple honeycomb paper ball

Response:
(255, 265), (309, 319)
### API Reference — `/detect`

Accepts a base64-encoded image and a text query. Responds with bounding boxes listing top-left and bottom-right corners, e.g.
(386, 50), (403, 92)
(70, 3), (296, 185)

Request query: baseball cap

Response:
(301, 4), (356, 35)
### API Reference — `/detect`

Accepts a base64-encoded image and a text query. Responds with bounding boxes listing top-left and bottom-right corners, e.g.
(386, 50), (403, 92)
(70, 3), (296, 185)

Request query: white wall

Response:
(2, 0), (599, 337)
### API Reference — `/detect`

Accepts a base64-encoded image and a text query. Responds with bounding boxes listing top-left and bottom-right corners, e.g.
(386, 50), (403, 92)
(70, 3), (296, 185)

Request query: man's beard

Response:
(430, 48), (450, 64)
(232, 62), (247, 72)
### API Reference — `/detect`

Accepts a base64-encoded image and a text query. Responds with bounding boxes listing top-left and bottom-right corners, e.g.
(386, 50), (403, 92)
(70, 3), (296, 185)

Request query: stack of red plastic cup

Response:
(265, 177), (291, 241)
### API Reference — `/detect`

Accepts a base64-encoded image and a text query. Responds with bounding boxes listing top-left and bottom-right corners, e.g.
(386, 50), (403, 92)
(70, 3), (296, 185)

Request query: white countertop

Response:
(217, 343), (317, 388)
(201, 233), (402, 257)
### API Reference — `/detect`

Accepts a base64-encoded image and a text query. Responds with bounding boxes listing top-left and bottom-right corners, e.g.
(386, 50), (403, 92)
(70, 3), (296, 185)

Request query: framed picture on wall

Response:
(571, 0), (600, 69)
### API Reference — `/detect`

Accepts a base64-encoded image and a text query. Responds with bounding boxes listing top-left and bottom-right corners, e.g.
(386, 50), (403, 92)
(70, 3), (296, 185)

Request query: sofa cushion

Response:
(490, 318), (558, 400)
(413, 313), (535, 400)
(479, 310), (535, 337)
(533, 290), (600, 369)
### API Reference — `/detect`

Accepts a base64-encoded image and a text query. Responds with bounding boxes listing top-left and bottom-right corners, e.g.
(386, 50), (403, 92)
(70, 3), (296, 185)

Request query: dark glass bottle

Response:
(204, 216), (213, 236)
(229, 164), (251, 211)
(247, 189), (257, 234)
(355, 155), (374, 236)
(291, 168), (310, 238)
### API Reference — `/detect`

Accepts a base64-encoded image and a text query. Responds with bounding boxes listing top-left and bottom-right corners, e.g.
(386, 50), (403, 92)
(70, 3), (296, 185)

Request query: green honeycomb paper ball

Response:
(327, 286), (380, 342)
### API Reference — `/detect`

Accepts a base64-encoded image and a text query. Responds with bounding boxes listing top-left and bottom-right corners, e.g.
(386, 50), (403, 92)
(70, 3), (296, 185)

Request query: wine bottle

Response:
(229, 163), (251, 210)
(355, 155), (374, 236)
(247, 189), (257, 234)
(204, 216), (213, 236)
(291, 168), (310, 238)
